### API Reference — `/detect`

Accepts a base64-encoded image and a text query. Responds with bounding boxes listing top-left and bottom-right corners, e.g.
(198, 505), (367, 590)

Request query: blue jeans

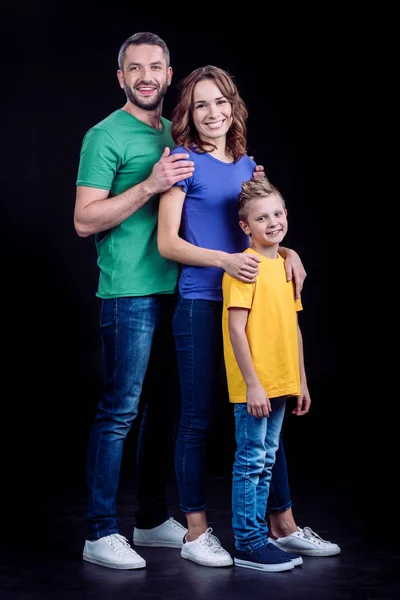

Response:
(232, 398), (287, 551)
(267, 433), (292, 514)
(173, 296), (223, 513)
(85, 295), (178, 540)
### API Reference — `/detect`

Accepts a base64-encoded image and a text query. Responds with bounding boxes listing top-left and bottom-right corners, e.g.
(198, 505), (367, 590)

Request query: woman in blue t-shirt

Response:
(158, 66), (310, 567)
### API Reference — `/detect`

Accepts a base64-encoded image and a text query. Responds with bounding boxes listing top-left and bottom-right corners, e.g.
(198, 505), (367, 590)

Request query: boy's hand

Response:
(292, 383), (311, 416)
(247, 383), (271, 418)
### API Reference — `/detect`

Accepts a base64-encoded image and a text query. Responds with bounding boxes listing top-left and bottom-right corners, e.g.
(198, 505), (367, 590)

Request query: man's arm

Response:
(292, 320), (311, 416)
(74, 147), (195, 238)
(228, 307), (271, 417)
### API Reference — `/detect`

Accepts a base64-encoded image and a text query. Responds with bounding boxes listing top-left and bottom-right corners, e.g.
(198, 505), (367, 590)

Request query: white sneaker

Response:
(133, 517), (187, 548)
(181, 527), (233, 567)
(83, 534), (146, 569)
(269, 526), (341, 557)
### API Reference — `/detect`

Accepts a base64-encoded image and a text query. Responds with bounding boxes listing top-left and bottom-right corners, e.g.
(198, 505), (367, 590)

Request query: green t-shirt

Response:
(76, 109), (179, 298)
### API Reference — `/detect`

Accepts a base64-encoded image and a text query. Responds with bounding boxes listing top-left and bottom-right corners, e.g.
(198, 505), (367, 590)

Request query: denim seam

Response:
(112, 297), (118, 415)
(181, 300), (194, 511)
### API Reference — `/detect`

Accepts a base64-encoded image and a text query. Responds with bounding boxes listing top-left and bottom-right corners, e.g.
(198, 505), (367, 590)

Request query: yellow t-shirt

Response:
(222, 249), (303, 403)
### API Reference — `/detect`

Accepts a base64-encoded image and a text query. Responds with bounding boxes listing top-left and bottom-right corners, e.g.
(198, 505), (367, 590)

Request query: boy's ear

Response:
(239, 220), (250, 235)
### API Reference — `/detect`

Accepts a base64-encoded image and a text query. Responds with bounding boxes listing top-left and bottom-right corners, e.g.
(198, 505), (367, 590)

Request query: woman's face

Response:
(191, 79), (233, 143)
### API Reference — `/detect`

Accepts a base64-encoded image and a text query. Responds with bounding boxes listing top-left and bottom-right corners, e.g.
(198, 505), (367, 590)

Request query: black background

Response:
(4, 4), (388, 536)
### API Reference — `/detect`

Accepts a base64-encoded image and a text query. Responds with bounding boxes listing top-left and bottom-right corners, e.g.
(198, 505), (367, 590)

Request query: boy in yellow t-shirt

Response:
(222, 177), (310, 572)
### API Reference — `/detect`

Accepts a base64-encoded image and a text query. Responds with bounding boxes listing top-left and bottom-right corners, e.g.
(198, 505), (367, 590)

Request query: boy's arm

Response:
(292, 319), (311, 416)
(228, 308), (271, 418)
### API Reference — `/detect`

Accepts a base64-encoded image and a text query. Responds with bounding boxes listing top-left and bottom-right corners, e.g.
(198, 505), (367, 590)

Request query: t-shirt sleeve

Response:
(222, 273), (255, 310)
(170, 146), (194, 193)
(76, 127), (121, 190)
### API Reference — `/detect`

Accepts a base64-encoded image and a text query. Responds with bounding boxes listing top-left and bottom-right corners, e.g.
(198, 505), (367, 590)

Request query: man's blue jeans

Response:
(85, 295), (178, 540)
(232, 398), (287, 551)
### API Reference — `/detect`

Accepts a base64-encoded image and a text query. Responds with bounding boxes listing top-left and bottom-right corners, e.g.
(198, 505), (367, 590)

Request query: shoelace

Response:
(107, 534), (136, 556)
(300, 527), (328, 544)
(199, 528), (226, 554)
(167, 518), (187, 532)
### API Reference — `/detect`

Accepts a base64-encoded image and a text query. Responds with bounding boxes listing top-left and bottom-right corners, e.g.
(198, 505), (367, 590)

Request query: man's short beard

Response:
(124, 82), (168, 111)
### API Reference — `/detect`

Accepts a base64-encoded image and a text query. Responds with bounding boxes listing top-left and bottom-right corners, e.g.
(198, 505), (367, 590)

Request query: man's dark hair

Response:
(118, 32), (170, 70)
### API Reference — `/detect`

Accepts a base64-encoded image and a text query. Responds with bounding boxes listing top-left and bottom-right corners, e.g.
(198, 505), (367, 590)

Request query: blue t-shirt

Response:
(172, 147), (256, 301)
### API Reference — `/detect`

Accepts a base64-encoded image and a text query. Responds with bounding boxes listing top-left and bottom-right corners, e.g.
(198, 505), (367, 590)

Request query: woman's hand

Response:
(223, 252), (261, 283)
(279, 247), (307, 299)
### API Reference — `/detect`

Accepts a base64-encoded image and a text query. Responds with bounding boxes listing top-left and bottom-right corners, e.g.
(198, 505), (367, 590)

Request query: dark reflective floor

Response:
(3, 473), (398, 600)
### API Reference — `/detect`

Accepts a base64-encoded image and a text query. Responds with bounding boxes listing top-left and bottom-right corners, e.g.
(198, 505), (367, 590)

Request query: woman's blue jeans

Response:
(85, 295), (178, 540)
(173, 296), (223, 513)
(232, 398), (287, 551)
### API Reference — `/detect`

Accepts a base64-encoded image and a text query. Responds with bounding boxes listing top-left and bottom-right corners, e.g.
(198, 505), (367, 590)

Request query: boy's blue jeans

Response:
(232, 398), (287, 551)
(85, 295), (178, 541)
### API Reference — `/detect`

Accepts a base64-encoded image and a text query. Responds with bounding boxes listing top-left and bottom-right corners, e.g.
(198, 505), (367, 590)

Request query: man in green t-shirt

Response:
(74, 32), (194, 570)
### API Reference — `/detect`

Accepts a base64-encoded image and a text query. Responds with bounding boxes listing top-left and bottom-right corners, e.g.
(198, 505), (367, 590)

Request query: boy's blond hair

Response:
(238, 177), (285, 222)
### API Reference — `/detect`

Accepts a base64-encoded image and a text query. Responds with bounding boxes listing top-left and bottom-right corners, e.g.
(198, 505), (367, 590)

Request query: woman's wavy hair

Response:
(171, 65), (248, 162)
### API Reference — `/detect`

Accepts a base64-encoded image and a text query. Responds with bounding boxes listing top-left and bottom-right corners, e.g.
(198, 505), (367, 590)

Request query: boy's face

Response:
(240, 193), (288, 247)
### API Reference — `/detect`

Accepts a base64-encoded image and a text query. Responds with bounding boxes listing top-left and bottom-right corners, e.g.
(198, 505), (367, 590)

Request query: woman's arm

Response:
(157, 186), (260, 282)
(278, 246), (307, 299)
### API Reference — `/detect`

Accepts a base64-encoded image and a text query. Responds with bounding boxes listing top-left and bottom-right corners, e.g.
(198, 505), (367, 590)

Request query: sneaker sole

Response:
(83, 553), (146, 569)
(181, 552), (233, 567)
(133, 539), (183, 548)
(269, 539), (341, 557)
(289, 548), (341, 557)
(234, 558), (294, 572)
(291, 556), (304, 566)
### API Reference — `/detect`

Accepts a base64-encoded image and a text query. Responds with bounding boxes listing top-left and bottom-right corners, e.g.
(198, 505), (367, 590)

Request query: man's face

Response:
(117, 44), (172, 111)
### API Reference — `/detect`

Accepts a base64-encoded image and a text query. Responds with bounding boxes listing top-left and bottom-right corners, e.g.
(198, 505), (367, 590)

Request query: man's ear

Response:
(167, 66), (173, 87)
(239, 220), (250, 235)
(117, 69), (124, 90)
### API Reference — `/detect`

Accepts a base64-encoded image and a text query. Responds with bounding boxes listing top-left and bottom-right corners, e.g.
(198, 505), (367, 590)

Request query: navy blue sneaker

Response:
(234, 543), (294, 572)
(267, 541), (303, 567)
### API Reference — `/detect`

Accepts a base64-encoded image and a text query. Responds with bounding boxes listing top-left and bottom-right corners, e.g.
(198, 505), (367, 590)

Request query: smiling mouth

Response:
(205, 120), (225, 129)
(266, 229), (282, 236)
(136, 86), (157, 94)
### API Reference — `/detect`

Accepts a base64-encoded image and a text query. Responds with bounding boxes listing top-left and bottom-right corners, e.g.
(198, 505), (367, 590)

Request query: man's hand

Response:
(147, 147), (195, 195)
(247, 382), (271, 418)
(252, 164), (265, 180)
(292, 383), (311, 416)
(250, 157), (265, 181)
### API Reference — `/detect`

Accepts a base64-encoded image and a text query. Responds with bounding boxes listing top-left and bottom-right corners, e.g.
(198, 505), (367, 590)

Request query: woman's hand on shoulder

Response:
(223, 252), (261, 283)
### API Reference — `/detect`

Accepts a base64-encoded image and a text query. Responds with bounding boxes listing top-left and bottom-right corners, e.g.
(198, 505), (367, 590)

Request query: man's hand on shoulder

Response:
(146, 147), (195, 195)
